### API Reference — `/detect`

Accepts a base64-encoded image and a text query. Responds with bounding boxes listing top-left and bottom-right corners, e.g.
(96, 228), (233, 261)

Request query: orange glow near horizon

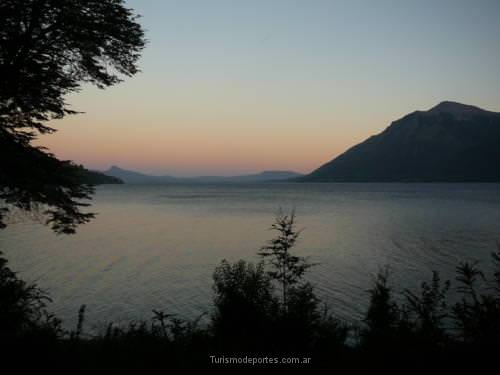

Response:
(40, 101), (373, 176)
(35, 0), (500, 176)
(38, 81), (401, 176)
(39, 82), (499, 176)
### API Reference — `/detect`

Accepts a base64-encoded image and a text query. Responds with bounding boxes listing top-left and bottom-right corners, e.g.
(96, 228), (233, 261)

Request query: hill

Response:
(302, 101), (500, 182)
(104, 166), (302, 184)
(80, 169), (123, 185)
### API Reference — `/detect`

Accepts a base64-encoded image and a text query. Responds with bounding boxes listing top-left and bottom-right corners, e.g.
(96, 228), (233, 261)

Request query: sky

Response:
(41, 0), (500, 176)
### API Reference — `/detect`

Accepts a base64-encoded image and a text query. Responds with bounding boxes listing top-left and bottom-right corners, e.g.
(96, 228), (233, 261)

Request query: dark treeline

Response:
(1, 213), (500, 371)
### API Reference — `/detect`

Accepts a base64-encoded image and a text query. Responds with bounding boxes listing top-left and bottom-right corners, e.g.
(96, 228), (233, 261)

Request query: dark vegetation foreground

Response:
(1, 213), (500, 372)
(2, 2), (497, 371)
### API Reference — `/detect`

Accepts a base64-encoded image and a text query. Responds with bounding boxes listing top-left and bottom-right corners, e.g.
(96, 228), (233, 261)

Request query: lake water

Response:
(2, 183), (500, 330)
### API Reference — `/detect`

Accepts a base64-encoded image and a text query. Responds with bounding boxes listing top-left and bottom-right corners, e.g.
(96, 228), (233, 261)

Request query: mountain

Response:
(80, 169), (123, 185)
(190, 171), (303, 183)
(104, 166), (302, 184)
(302, 101), (500, 182)
(104, 166), (177, 184)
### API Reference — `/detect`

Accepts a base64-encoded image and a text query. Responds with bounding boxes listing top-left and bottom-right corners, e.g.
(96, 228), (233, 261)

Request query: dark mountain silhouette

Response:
(104, 166), (303, 184)
(302, 101), (500, 182)
(81, 169), (123, 185)
(104, 166), (177, 184)
(191, 170), (303, 183)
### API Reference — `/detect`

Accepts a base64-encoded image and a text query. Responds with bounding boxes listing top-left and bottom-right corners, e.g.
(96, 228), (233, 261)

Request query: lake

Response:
(2, 183), (500, 330)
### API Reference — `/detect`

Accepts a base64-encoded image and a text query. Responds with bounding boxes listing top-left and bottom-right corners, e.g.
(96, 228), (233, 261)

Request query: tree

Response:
(211, 260), (278, 351)
(362, 268), (400, 348)
(258, 210), (312, 311)
(403, 271), (450, 343)
(0, 0), (145, 233)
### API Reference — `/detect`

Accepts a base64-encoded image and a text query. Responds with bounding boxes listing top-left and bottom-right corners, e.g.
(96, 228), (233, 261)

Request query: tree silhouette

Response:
(0, 0), (145, 233)
(362, 267), (400, 348)
(212, 259), (278, 352)
(403, 271), (450, 342)
(258, 210), (312, 310)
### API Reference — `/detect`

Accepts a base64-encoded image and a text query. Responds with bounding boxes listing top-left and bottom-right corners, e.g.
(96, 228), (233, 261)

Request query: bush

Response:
(0, 251), (62, 340)
(211, 259), (279, 353)
(2, 219), (500, 369)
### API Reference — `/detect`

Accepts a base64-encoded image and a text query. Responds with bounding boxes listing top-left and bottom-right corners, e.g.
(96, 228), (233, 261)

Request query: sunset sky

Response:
(41, 0), (500, 176)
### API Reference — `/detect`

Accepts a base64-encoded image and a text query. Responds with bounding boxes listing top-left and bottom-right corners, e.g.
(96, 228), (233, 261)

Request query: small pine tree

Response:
(362, 267), (400, 348)
(258, 210), (312, 311)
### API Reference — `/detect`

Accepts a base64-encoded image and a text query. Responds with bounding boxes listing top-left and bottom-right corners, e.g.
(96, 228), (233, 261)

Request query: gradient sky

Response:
(41, 0), (500, 176)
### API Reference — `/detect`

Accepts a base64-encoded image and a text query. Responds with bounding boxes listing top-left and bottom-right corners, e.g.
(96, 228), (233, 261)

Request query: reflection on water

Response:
(1, 183), (500, 329)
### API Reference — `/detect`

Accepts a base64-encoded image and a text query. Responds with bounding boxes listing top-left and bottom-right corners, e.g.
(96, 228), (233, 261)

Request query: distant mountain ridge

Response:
(104, 166), (303, 184)
(80, 169), (123, 185)
(103, 166), (175, 184)
(301, 101), (500, 182)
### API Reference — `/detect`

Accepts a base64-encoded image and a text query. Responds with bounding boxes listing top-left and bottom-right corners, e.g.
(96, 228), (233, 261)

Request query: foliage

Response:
(0, 132), (96, 234)
(361, 267), (401, 349)
(0, 0), (145, 233)
(402, 271), (450, 346)
(211, 213), (347, 357)
(0, 251), (62, 340)
(452, 253), (500, 347)
(258, 210), (312, 309)
(211, 259), (279, 352)
(2, 218), (500, 368)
